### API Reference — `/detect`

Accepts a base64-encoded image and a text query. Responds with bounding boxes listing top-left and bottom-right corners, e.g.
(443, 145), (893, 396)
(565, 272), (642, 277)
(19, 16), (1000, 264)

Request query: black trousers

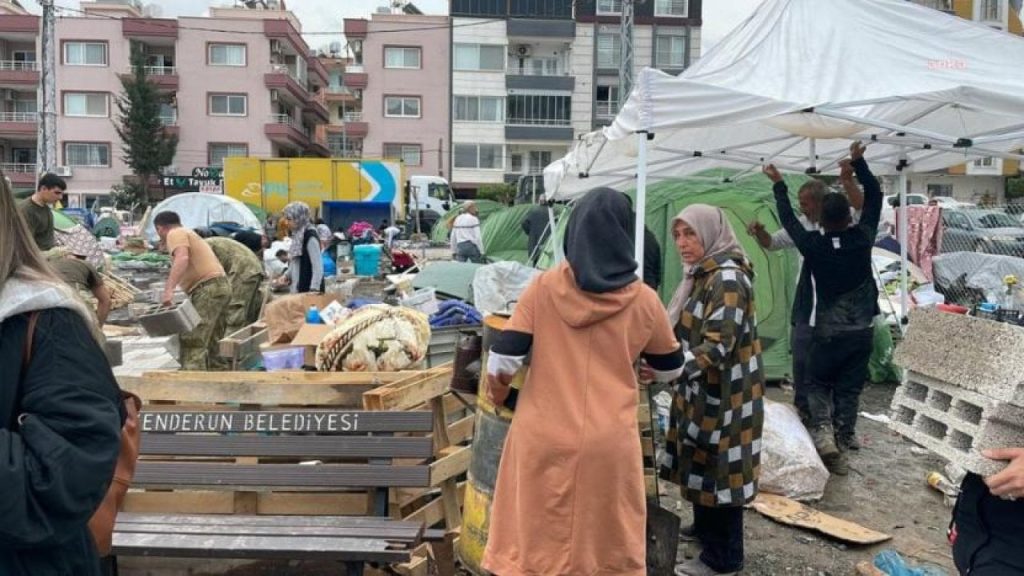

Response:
(693, 504), (744, 573)
(807, 328), (873, 437)
(952, 473), (1024, 575)
(790, 323), (813, 420)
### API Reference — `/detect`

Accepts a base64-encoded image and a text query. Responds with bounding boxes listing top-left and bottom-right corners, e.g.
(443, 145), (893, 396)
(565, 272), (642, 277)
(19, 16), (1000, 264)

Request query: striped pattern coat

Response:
(662, 253), (765, 507)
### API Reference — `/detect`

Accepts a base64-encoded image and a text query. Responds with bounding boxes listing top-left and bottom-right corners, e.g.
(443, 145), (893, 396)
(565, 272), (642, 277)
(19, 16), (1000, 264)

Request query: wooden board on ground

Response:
(750, 493), (892, 545)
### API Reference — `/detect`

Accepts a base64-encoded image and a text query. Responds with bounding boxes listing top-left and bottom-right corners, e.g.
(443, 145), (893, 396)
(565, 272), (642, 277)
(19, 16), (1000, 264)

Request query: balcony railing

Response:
(506, 116), (571, 126)
(595, 101), (619, 117)
(508, 67), (569, 77)
(329, 146), (362, 158)
(269, 114), (295, 126)
(272, 63), (306, 87)
(144, 65), (177, 76)
(159, 113), (177, 126)
(326, 86), (352, 95)
(0, 162), (35, 173)
(343, 111), (363, 122)
(0, 60), (39, 72)
(0, 111), (37, 123)
(346, 64), (365, 74)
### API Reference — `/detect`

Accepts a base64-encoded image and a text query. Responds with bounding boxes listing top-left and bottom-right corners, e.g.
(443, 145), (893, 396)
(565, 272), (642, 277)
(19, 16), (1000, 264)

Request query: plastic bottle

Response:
(306, 305), (322, 324)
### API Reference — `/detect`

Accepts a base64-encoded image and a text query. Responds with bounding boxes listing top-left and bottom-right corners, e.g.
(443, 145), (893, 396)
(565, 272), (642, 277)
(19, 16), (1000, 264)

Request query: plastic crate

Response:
(401, 287), (439, 315)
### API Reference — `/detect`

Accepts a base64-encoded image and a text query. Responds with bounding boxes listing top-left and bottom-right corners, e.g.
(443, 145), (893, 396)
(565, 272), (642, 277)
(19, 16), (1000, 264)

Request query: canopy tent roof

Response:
(545, 0), (1024, 200)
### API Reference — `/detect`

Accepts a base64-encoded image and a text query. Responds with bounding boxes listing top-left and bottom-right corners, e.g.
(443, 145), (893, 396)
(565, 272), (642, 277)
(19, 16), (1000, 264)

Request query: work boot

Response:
(810, 424), (840, 459)
(837, 434), (861, 452)
(679, 523), (698, 541)
(674, 558), (739, 576)
(829, 451), (850, 476)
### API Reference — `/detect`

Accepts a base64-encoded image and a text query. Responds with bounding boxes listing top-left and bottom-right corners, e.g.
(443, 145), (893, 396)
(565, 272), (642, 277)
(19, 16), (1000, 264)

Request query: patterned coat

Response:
(662, 253), (765, 508)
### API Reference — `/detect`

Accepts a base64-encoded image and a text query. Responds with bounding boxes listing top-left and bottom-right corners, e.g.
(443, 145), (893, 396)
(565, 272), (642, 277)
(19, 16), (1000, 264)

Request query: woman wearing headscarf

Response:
(482, 188), (684, 576)
(282, 201), (324, 293)
(662, 204), (765, 576)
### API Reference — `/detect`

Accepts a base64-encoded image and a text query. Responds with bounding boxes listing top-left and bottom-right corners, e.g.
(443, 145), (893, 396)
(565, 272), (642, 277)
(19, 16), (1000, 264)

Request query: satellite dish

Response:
(142, 3), (162, 17)
(329, 41), (342, 55)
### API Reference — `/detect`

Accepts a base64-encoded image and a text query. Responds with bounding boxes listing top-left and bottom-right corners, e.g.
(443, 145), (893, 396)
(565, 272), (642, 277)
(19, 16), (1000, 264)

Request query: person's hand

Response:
(983, 447), (1024, 500)
(850, 140), (866, 161)
(747, 220), (766, 237)
(762, 164), (783, 183)
(487, 372), (513, 407)
(839, 159), (854, 182)
(638, 360), (655, 384)
(160, 290), (174, 308)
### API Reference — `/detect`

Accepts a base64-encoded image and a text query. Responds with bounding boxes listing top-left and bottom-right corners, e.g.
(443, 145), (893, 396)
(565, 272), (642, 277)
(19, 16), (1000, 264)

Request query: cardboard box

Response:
(264, 293), (341, 344)
(291, 323), (334, 367)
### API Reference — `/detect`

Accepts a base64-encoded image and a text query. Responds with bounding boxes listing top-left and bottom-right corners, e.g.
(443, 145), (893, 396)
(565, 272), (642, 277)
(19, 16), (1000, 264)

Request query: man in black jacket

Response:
(764, 141), (881, 475)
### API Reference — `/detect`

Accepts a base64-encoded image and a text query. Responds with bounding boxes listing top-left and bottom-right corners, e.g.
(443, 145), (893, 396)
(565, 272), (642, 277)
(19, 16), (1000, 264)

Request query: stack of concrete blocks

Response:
(890, 309), (1024, 476)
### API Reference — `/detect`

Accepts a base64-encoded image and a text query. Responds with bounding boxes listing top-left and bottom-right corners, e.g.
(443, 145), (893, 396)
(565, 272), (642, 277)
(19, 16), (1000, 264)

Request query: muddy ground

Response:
(120, 382), (955, 576)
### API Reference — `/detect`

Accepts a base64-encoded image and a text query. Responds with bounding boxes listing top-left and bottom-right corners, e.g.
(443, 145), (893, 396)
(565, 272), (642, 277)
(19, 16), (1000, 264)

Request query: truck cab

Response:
(407, 175), (456, 235)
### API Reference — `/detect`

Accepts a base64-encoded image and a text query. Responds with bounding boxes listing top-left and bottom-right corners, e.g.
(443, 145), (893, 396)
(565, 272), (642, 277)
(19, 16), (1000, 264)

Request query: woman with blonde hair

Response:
(662, 204), (765, 576)
(0, 175), (124, 575)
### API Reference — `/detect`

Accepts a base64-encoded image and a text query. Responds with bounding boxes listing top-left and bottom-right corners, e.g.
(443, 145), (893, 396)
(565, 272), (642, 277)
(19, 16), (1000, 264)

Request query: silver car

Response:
(941, 209), (1024, 257)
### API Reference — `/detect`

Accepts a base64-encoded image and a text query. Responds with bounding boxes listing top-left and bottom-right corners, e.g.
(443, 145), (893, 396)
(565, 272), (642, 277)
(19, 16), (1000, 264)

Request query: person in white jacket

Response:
(450, 201), (485, 263)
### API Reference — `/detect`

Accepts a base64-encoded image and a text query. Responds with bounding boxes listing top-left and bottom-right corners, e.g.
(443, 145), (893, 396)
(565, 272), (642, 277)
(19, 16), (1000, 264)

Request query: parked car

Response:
(929, 197), (975, 209)
(941, 208), (1024, 257)
(881, 193), (928, 234)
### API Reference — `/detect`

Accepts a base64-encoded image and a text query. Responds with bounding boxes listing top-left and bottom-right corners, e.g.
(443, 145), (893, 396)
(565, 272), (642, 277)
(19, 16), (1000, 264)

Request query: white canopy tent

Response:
(544, 0), (1024, 324)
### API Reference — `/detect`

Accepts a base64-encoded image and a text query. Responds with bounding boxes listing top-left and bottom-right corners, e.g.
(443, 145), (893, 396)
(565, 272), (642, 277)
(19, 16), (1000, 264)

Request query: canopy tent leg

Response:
(548, 203), (563, 265)
(635, 131), (649, 279)
(808, 137), (817, 173)
(897, 151), (910, 334)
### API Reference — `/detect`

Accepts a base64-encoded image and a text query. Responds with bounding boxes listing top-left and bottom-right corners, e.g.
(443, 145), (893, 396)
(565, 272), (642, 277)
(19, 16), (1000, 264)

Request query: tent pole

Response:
(548, 204), (562, 265)
(635, 131), (649, 279)
(808, 138), (817, 172)
(897, 151), (909, 334)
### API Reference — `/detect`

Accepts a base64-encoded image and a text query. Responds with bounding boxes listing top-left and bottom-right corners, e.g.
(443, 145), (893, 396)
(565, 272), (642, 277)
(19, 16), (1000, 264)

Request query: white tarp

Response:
(142, 193), (262, 243)
(545, 0), (1024, 199)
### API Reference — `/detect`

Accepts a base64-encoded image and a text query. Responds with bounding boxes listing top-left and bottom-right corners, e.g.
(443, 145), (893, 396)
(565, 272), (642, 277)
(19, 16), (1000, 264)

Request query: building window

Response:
(12, 50), (35, 63)
(384, 46), (422, 69)
(454, 143), (503, 170)
(927, 184), (954, 198)
(209, 94), (247, 116)
(596, 33), (621, 69)
(453, 43), (505, 71)
(63, 42), (107, 66)
(384, 96), (421, 118)
(506, 94), (571, 126)
(208, 43), (246, 66)
(510, 153), (523, 173)
(655, 31), (687, 69)
(974, 157), (995, 167)
(454, 96), (504, 122)
(597, 0), (622, 14)
(208, 143), (248, 167)
(63, 92), (108, 117)
(383, 143), (422, 166)
(655, 0), (688, 17)
(596, 84), (620, 117)
(64, 142), (109, 167)
(528, 151), (552, 173)
(980, 0), (1000, 21)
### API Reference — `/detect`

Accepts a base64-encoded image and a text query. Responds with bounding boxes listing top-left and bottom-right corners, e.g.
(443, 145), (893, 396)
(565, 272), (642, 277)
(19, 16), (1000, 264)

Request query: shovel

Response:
(644, 385), (681, 575)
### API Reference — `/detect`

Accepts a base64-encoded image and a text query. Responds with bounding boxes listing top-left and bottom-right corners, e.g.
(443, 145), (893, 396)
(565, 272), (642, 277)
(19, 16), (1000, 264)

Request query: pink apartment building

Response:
(339, 12), (450, 180)
(0, 0), (330, 204)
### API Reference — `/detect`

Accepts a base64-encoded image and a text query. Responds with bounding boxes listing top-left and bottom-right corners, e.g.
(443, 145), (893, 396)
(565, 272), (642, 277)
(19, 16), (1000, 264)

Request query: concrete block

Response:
(889, 371), (1024, 476)
(894, 309), (1024, 407)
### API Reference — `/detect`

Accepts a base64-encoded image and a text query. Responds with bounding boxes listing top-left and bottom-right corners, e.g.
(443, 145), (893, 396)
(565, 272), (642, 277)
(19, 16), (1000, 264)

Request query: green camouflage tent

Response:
(532, 172), (806, 381)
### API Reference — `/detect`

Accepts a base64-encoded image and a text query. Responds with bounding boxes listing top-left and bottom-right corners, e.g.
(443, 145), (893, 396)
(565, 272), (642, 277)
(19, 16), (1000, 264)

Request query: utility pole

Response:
(619, 0), (636, 112)
(37, 0), (57, 178)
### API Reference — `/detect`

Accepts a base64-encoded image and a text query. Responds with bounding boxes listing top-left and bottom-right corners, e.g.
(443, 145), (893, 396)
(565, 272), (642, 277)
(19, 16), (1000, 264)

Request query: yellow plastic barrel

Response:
(458, 314), (525, 575)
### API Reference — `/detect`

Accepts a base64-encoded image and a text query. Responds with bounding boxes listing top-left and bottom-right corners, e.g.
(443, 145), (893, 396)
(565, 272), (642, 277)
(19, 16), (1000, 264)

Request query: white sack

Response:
(472, 261), (541, 316)
(759, 400), (830, 502)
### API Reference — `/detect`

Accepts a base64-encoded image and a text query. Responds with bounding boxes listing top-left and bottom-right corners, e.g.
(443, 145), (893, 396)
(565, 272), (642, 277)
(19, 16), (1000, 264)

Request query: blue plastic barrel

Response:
(353, 244), (382, 277)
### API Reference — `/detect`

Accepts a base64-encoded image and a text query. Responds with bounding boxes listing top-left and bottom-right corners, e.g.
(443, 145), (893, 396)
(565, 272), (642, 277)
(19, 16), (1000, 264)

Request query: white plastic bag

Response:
(759, 400), (830, 501)
(472, 261), (541, 315)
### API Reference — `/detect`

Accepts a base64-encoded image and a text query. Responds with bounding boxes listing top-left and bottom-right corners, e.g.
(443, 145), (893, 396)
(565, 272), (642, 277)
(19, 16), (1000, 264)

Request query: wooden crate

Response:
(218, 321), (269, 370)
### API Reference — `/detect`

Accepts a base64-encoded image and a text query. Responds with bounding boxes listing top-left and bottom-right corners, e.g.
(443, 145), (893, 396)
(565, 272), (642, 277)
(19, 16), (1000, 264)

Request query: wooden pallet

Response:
(218, 322), (269, 370)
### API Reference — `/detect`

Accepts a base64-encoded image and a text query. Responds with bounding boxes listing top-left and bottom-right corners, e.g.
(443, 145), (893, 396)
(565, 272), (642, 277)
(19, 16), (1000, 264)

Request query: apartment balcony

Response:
(343, 71), (368, 89)
(506, 69), (574, 92)
(0, 60), (39, 87)
(324, 86), (358, 103)
(507, 18), (576, 36)
(505, 117), (573, 141)
(265, 114), (310, 148)
(265, 65), (309, 102)
(121, 65), (178, 89)
(0, 14), (39, 35)
(0, 162), (36, 185)
(122, 17), (179, 39)
(303, 95), (330, 124)
(595, 100), (619, 118)
(326, 112), (368, 139)
(343, 19), (368, 40)
(0, 111), (37, 136)
(158, 112), (178, 135)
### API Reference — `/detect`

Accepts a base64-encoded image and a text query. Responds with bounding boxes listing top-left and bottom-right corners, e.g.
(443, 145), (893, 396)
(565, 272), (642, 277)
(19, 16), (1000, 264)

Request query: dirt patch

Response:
(661, 382), (955, 575)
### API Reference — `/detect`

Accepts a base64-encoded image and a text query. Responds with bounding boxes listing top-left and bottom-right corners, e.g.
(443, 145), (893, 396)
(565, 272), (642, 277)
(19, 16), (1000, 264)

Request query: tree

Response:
(115, 42), (177, 206)
(477, 183), (516, 206)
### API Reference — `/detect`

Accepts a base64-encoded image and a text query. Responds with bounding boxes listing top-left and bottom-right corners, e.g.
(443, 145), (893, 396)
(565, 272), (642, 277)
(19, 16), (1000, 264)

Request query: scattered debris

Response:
(860, 411), (893, 425)
(750, 493), (892, 545)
